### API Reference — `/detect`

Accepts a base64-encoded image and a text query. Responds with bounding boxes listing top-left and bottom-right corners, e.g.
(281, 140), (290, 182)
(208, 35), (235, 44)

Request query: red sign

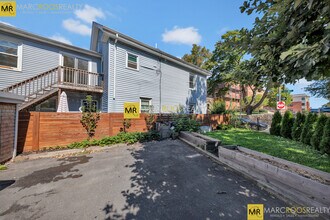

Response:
(277, 101), (285, 110)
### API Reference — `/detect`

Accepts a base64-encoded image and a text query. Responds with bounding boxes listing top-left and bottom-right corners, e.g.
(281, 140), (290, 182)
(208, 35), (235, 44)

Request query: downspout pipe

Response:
(12, 104), (19, 161)
(113, 33), (118, 100)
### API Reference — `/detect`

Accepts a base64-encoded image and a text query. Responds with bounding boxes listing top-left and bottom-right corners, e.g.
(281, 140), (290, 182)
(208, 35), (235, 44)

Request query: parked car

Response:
(320, 106), (330, 113)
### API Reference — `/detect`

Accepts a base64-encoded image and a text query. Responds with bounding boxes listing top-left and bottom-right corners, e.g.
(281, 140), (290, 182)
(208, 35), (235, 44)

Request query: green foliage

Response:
(209, 100), (226, 114)
(145, 113), (156, 131)
(270, 111), (282, 136)
(240, 0), (330, 83)
(182, 44), (214, 70)
(121, 119), (131, 133)
(206, 128), (330, 173)
(67, 131), (160, 149)
(0, 165), (7, 171)
(311, 114), (328, 151)
(300, 112), (318, 146)
(280, 110), (295, 139)
(216, 124), (233, 130)
(173, 115), (200, 132)
(240, 94), (269, 112)
(305, 79), (330, 100)
(320, 118), (330, 154)
(80, 95), (100, 140)
(291, 112), (305, 141)
(267, 85), (293, 108)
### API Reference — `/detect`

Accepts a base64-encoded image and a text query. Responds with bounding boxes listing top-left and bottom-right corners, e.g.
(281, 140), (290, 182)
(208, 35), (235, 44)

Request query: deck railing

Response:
(2, 66), (103, 98)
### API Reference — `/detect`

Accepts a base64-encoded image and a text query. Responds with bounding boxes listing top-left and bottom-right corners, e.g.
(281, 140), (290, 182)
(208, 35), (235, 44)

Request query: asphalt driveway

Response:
(0, 140), (289, 219)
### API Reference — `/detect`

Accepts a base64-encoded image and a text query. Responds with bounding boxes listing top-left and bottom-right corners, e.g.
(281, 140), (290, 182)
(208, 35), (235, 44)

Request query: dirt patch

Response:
(13, 155), (92, 190)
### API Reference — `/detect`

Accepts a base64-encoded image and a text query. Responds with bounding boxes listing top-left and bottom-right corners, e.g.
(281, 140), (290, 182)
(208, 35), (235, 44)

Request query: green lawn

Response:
(0, 165), (7, 171)
(206, 128), (330, 173)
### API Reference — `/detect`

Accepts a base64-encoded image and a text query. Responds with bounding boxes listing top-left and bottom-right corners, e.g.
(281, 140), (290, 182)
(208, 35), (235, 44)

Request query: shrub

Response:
(300, 112), (318, 145)
(320, 117), (330, 154)
(280, 110), (295, 139)
(270, 111), (282, 136)
(210, 100), (226, 114)
(291, 112), (305, 141)
(174, 115), (200, 132)
(311, 114), (328, 151)
(80, 95), (100, 140)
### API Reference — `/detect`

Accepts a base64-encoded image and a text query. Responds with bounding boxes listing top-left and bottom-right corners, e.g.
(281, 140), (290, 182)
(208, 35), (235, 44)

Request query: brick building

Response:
(0, 92), (24, 163)
(287, 94), (310, 113)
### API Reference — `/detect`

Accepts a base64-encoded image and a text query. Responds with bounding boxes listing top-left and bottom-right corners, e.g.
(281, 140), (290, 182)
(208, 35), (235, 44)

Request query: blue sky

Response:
(1, 0), (328, 107)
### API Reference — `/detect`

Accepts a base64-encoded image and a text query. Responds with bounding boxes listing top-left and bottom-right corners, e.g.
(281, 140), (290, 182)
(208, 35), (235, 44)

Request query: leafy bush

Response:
(210, 100), (226, 114)
(270, 111), (282, 136)
(320, 117), (330, 154)
(80, 95), (100, 139)
(280, 110), (294, 139)
(300, 112), (318, 146)
(173, 115), (200, 132)
(311, 114), (328, 150)
(291, 112), (305, 141)
(216, 124), (233, 130)
(67, 131), (160, 149)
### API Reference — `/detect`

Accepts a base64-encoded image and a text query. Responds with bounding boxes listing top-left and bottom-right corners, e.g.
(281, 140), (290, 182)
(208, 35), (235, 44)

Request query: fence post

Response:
(32, 112), (40, 151)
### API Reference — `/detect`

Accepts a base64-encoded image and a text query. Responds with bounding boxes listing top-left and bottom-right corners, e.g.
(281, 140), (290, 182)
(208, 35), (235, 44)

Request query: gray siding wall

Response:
(0, 33), (100, 90)
(105, 41), (207, 114)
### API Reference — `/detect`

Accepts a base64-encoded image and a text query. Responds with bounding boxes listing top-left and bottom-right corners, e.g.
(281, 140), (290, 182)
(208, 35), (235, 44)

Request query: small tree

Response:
(270, 111), (282, 136)
(291, 112), (305, 141)
(80, 95), (100, 140)
(300, 113), (318, 146)
(311, 114), (328, 151)
(280, 110), (294, 139)
(320, 118), (330, 154)
(210, 100), (226, 114)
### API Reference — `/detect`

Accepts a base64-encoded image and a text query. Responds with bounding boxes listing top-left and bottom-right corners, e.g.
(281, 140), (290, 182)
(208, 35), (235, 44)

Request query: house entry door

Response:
(62, 55), (89, 85)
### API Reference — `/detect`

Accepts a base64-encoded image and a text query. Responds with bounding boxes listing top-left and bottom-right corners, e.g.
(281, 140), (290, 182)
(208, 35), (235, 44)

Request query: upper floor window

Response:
(126, 52), (139, 70)
(301, 97), (305, 101)
(189, 74), (196, 89)
(0, 40), (21, 71)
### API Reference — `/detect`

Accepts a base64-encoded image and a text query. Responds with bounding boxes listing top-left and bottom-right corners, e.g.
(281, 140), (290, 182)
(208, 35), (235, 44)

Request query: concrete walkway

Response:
(0, 140), (291, 219)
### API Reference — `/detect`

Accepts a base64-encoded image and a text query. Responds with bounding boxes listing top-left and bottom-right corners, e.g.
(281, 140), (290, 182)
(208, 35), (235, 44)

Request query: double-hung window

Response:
(189, 74), (196, 89)
(126, 52), (139, 70)
(0, 40), (21, 70)
(140, 98), (151, 113)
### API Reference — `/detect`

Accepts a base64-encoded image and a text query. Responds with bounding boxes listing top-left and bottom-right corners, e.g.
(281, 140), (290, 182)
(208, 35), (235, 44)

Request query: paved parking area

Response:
(0, 140), (289, 219)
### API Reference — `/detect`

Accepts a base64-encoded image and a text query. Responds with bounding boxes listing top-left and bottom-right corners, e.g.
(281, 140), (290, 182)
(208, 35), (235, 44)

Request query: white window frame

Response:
(189, 73), (196, 90)
(0, 38), (22, 71)
(126, 51), (139, 71)
(59, 52), (92, 72)
(140, 98), (152, 113)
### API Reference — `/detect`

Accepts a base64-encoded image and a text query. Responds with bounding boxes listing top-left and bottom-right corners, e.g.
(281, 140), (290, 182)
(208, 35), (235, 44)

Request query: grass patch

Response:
(206, 128), (330, 173)
(0, 165), (7, 171)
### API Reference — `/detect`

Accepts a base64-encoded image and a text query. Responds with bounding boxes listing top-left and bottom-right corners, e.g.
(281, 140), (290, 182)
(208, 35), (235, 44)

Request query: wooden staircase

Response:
(1, 66), (103, 110)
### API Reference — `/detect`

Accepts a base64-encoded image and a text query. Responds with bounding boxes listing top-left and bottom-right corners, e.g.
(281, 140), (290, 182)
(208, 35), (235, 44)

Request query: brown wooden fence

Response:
(17, 112), (228, 152)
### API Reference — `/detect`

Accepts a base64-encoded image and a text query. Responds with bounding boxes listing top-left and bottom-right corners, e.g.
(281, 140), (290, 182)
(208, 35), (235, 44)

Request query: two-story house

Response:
(0, 22), (209, 114)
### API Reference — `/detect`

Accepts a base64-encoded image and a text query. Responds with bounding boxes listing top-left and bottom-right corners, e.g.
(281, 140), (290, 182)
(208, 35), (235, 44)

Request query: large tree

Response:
(240, 0), (330, 83)
(267, 85), (293, 108)
(182, 44), (214, 70)
(305, 79), (330, 100)
(209, 30), (273, 115)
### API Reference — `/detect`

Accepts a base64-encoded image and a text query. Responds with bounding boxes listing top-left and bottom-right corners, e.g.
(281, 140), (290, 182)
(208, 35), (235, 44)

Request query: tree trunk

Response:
(246, 106), (254, 115)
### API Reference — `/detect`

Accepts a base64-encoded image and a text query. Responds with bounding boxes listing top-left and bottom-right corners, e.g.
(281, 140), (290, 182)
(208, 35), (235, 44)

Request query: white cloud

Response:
(49, 34), (72, 45)
(74, 4), (105, 23)
(162, 26), (202, 45)
(62, 19), (91, 36)
(0, 20), (14, 27)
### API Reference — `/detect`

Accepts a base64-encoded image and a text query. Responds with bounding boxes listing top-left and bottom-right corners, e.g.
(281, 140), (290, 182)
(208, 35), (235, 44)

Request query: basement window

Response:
(126, 52), (139, 70)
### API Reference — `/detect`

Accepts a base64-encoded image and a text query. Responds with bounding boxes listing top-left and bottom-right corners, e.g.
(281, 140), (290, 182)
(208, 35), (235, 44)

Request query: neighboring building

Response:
(0, 23), (209, 113)
(288, 94), (310, 113)
(90, 22), (209, 114)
